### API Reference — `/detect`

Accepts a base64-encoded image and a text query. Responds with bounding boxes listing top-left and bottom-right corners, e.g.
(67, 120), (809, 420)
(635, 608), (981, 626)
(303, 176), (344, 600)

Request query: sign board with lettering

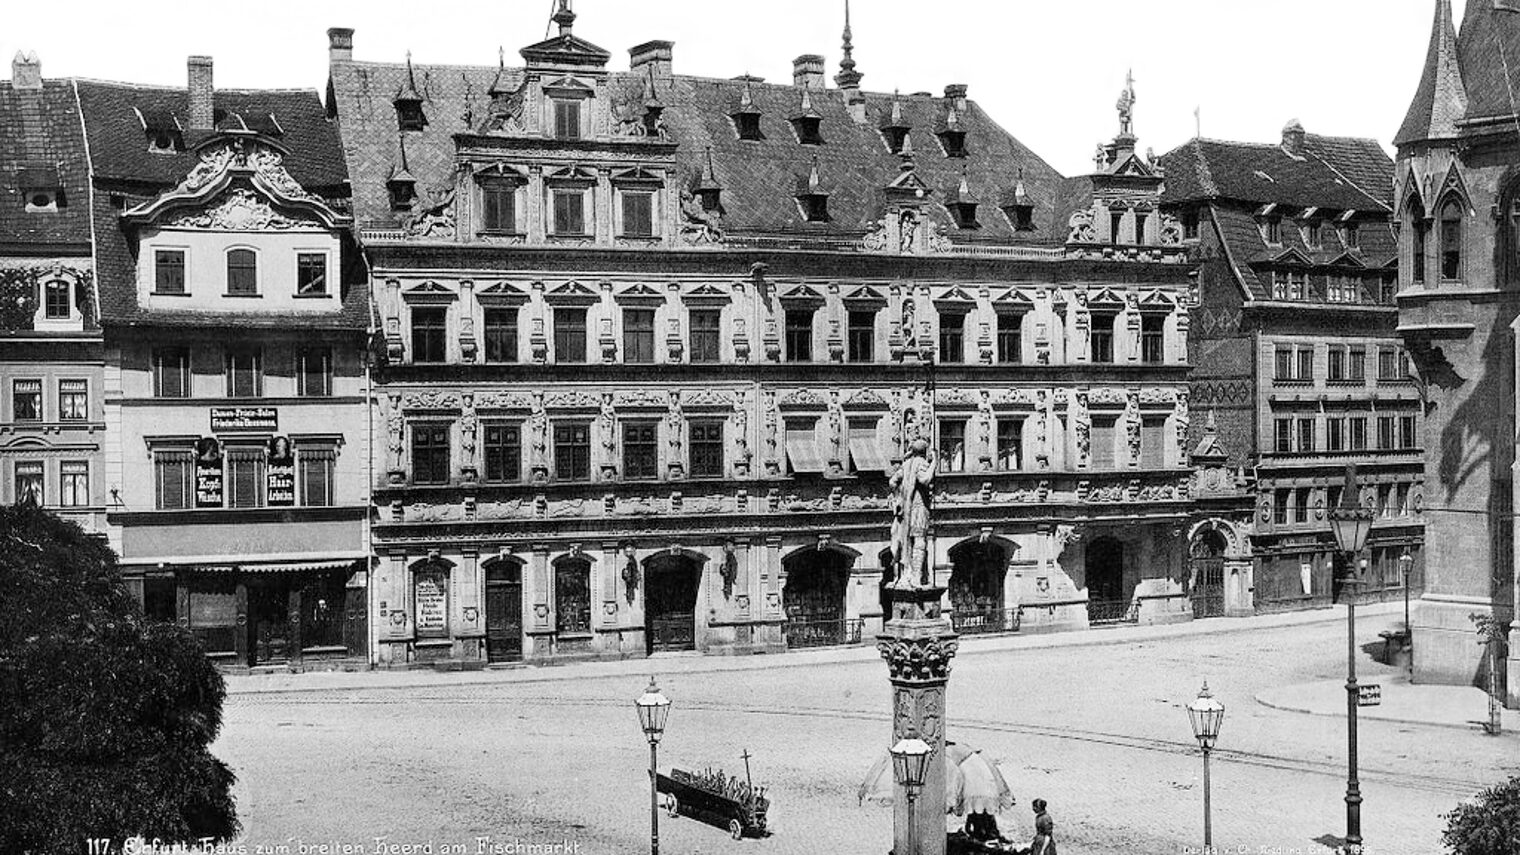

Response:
(1357, 684), (1382, 707)
(266, 436), (295, 506)
(211, 407), (278, 432)
(414, 572), (449, 638)
(195, 437), (224, 508)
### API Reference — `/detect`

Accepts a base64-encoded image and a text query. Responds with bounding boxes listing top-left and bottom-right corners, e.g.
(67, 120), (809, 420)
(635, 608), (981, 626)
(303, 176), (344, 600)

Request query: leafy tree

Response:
(1443, 776), (1520, 855)
(0, 503), (238, 853)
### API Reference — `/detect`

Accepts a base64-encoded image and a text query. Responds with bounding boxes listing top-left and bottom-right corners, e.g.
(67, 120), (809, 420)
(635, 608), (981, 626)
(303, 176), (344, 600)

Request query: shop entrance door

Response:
(248, 582), (293, 666)
(484, 562), (524, 663)
(645, 555), (701, 654)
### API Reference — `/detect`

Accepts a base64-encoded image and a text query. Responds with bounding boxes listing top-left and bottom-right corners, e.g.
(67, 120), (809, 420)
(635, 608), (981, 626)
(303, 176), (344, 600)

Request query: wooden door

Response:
(485, 563), (523, 663)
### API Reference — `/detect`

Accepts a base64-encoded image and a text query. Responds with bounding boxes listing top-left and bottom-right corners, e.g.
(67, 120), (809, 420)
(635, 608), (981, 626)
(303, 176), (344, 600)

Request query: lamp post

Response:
(635, 678), (671, 855)
(1328, 464), (1373, 854)
(1186, 682), (1225, 847)
(1398, 549), (1414, 673)
(890, 737), (932, 855)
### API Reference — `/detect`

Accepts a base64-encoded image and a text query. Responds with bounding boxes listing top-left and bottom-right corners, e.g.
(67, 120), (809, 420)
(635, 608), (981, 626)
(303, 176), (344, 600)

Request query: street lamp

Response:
(1328, 464), (1373, 854)
(635, 678), (671, 855)
(890, 737), (931, 855)
(1186, 682), (1225, 848)
(1398, 549), (1414, 672)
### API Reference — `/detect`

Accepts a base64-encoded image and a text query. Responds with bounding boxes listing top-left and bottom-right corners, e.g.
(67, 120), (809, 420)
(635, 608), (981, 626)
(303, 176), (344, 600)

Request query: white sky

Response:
(4, 0), (1451, 176)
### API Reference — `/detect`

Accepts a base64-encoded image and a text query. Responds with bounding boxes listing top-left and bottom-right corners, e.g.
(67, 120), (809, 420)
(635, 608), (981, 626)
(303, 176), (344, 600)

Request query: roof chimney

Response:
(188, 56), (214, 130)
(629, 40), (673, 84)
(1282, 118), (1306, 158)
(12, 51), (41, 90)
(328, 28), (355, 63)
(944, 84), (968, 112)
(793, 54), (825, 90)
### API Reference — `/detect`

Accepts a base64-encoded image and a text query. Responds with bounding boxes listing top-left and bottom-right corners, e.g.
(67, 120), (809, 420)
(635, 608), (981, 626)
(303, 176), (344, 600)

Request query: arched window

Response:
(226, 248), (258, 296)
(1407, 198), (1428, 285)
(1439, 198), (1464, 281)
(42, 280), (71, 319)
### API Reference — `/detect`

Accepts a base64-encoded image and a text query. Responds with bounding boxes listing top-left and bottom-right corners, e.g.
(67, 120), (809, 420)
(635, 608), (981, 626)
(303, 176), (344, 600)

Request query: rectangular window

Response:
(227, 449), (265, 509)
(554, 422), (591, 481)
(1090, 417), (1117, 469)
(690, 310), (721, 363)
(1348, 348), (1366, 382)
(296, 253), (327, 296)
(848, 310), (875, 362)
(996, 314), (1021, 364)
(226, 249), (258, 296)
(1296, 348), (1314, 382)
(1297, 418), (1315, 453)
(1090, 314), (1115, 363)
(1326, 417), (1345, 452)
(154, 451), (194, 510)
(554, 564), (591, 634)
(1273, 488), (1290, 525)
(296, 348), (332, 397)
(1414, 221), (1428, 283)
(44, 280), (70, 318)
(1183, 209), (1200, 240)
(1378, 348), (1399, 381)
(553, 307), (587, 363)
(1110, 210), (1124, 244)
(553, 100), (581, 140)
(1266, 218), (1281, 244)
(785, 309), (813, 362)
(482, 183), (517, 233)
(482, 423), (521, 484)
(623, 309), (656, 364)
(1274, 418), (1293, 454)
(689, 421), (724, 478)
(938, 420), (967, 472)
(58, 379), (87, 420)
(411, 307), (448, 363)
(1344, 222), (1359, 248)
(620, 191), (654, 237)
(622, 422), (658, 480)
(1377, 416), (1395, 450)
(298, 449), (335, 507)
(411, 423), (451, 485)
(1294, 488), (1313, 524)
(1307, 222), (1322, 249)
(12, 379), (41, 421)
(1140, 418), (1166, 469)
(155, 249), (186, 294)
(552, 190), (585, 235)
(1274, 347), (1294, 381)
(938, 315), (965, 364)
(15, 461), (44, 504)
(1272, 271), (1288, 301)
(1327, 348), (1346, 381)
(1349, 417), (1368, 451)
(996, 419), (1022, 470)
(224, 348), (263, 398)
(483, 308), (519, 364)
(1140, 315), (1165, 364)
(1400, 415), (1417, 449)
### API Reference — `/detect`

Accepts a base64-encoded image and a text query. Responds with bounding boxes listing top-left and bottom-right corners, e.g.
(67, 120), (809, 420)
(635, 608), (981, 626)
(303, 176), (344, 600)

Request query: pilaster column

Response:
(600, 541), (621, 629)
(531, 544), (552, 633)
(763, 536), (783, 618)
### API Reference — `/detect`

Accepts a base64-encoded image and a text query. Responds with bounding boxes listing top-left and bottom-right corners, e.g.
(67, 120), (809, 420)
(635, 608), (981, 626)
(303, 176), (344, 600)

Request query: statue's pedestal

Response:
(878, 585), (959, 855)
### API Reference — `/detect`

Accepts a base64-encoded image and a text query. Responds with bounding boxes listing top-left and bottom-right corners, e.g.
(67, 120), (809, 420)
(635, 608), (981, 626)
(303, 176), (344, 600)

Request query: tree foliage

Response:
(0, 503), (238, 853)
(1443, 776), (1520, 855)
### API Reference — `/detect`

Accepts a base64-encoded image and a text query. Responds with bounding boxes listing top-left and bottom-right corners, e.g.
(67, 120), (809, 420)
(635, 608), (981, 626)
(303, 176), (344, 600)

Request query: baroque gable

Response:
(123, 138), (349, 231)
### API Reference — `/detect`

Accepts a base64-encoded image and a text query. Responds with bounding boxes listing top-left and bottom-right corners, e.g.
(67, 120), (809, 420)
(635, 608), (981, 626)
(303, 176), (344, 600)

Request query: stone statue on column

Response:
(889, 434), (935, 591)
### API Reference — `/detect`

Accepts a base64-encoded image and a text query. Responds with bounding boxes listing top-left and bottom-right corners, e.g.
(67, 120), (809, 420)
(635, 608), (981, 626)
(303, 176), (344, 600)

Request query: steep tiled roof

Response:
(329, 59), (1069, 244)
(1159, 134), (1392, 211)
(1206, 204), (1397, 301)
(1456, 1), (1520, 126)
(0, 79), (92, 252)
(1395, 0), (1467, 146)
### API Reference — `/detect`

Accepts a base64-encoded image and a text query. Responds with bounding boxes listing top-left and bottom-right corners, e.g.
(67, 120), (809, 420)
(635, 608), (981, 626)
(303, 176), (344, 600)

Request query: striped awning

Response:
(192, 559), (362, 575)
(785, 431), (827, 474)
(848, 430), (892, 473)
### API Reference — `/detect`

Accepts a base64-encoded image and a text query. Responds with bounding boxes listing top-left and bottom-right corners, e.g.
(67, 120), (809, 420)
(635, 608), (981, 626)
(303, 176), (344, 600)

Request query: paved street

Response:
(217, 610), (1517, 855)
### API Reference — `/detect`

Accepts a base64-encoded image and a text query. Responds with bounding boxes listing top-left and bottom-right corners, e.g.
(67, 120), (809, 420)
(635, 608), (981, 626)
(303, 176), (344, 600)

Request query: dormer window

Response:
(553, 99), (582, 140)
(1264, 217), (1282, 245)
(1343, 221), (1359, 249)
(395, 100), (426, 132)
(1005, 205), (1034, 232)
(147, 130), (179, 154)
(937, 129), (967, 158)
(1306, 221), (1323, 249)
(42, 280), (71, 320)
(388, 174), (416, 211)
(950, 202), (978, 229)
(1182, 209), (1200, 240)
(792, 115), (823, 145)
(734, 112), (763, 141)
(800, 195), (829, 222)
(879, 127), (908, 154)
(20, 165), (63, 213)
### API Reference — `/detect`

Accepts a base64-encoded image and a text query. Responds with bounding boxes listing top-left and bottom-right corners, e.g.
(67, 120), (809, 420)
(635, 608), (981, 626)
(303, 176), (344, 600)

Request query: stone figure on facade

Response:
(666, 390), (684, 458)
(1173, 390), (1189, 466)
(898, 208), (919, 254)
(679, 189), (724, 244)
(405, 185), (456, 239)
(763, 390), (779, 473)
(732, 392), (750, 474)
(900, 298), (918, 353)
(1034, 390), (1051, 469)
(459, 392), (478, 462)
(599, 392), (616, 455)
(386, 393), (405, 463)
(1073, 390), (1091, 462)
(827, 391), (844, 469)
(888, 437), (936, 590)
(1067, 208), (1096, 244)
(528, 391), (549, 480)
(1125, 390), (1142, 462)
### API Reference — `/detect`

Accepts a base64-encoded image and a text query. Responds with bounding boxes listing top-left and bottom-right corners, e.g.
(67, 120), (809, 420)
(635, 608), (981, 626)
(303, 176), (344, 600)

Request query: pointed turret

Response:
(1394, 0), (1466, 147)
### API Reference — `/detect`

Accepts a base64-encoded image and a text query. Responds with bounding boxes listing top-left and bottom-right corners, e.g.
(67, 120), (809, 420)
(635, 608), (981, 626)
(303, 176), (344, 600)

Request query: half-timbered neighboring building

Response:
(329, 5), (1201, 668)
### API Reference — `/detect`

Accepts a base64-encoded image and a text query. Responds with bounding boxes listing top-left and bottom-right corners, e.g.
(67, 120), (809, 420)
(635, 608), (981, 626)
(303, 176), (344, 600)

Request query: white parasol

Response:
(857, 741), (1015, 817)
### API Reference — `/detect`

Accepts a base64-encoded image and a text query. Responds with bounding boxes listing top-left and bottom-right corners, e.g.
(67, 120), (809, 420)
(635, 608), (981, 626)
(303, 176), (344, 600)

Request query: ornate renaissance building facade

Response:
(1394, 0), (1519, 704)
(329, 6), (1207, 668)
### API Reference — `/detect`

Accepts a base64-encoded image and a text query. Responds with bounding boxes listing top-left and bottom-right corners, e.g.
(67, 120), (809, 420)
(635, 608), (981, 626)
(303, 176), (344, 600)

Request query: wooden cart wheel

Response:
(729, 819), (743, 840)
(665, 795), (679, 818)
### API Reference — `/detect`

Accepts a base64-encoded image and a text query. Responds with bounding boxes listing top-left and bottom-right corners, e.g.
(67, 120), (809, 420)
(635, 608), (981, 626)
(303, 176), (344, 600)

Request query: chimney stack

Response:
(944, 84), (968, 113)
(793, 54), (825, 90)
(188, 56), (214, 129)
(1282, 118), (1306, 157)
(328, 28), (355, 63)
(629, 40), (673, 85)
(12, 51), (41, 90)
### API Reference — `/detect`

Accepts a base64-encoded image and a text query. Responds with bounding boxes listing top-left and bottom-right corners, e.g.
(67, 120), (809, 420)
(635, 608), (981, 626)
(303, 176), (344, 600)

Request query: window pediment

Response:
(544, 279), (599, 306)
(544, 165), (598, 187)
(614, 282), (665, 305)
(475, 281), (529, 306)
(1086, 287), (1126, 310)
(401, 280), (457, 303)
(612, 167), (664, 187)
(476, 163), (528, 185)
(842, 284), (888, 306)
(683, 282), (731, 305)
(542, 76), (596, 98)
(992, 288), (1035, 310)
(1137, 290), (1176, 313)
(778, 283), (825, 305)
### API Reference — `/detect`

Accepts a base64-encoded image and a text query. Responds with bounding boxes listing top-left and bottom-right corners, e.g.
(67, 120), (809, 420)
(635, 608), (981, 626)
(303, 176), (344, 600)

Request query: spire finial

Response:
(553, 0), (576, 37)
(1117, 69), (1137, 137)
(498, 46), (505, 69)
(835, 0), (863, 90)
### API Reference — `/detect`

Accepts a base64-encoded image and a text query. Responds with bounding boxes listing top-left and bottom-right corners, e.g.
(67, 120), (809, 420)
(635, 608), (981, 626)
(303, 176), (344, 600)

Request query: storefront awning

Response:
(185, 559), (363, 575)
(785, 433), (828, 474)
(849, 432), (892, 473)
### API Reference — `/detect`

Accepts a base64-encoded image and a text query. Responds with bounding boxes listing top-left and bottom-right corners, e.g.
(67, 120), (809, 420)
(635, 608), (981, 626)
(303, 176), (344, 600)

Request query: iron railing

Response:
(1191, 590), (1226, 619)
(949, 607), (1022, 636)
(784, 617), (864, 649)
(1087, 598), (1140, 626)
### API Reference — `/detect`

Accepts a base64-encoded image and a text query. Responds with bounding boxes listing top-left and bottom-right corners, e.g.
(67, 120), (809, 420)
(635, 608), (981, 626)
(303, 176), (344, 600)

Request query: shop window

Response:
(413, 562), (449, 639)
(938, 420), (966, 472)
(411, 423), (451, 485)
(554, 560), (591, 634)
(689, 421), (724, 478)
(690, 309), (721, 363)
(996, 314), (1021, 364)
(224, 348), (263, 398)
(411, 307), (448, 363)
(154, 450), (194, 510)
(226, 249), (258, 296)
(785, 309), (814, 362)
(155, 249), (186, 294)
(143, 577), (177, 622)
(847, 310), (875, 362)
(58, 379), (87, 420)
(298, 448), (335, 507)
(938, 314), (966, 363)
(483, 423), (521, 483)
(484, 308), (519, 363)
(187, 579), (238, 655)
(154, 348), (191, 398)
(296, 253), (328, 296)
(622, 422), (658, 480)
(300, 572), (346, 649)
(12, 379), (41, 421)
(554, 422), (591, 481)
(623, 309), (656, 364)
(227, 448), (265, 509)
(15, 461), (43, 504)
(59, 461), (89, 507)
(553, 307), (587, 363)
(296, 348), (332, 397)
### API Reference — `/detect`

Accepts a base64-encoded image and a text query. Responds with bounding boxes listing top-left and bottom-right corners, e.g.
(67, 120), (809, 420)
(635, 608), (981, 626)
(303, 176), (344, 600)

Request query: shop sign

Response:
(1357, 684), (1382, 707)
(211, 406), (278, 432)
(266, 436), (295, 507)
(195, 437), (224, 508)
(415, 572), (448, 637)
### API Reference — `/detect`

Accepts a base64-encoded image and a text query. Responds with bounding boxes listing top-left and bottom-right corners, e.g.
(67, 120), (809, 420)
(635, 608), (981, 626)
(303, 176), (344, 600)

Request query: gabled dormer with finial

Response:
(945, 171), (979, 229)
(879, 90), (911, 154)
(936, 86), (969, 158)
(518, 0), (611, 141)
(1002, 170), (1036, 232)
(387, 137), (417, 210)
(795, 159), (831, 222)
(394, 52), (426, 131)
(730, 75), (765, 141)
(790, 87), (825, 145)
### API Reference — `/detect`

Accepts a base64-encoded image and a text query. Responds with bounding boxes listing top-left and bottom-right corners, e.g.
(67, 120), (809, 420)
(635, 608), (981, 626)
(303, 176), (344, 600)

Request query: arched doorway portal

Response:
(1189, 529), (1227, 619)
(948, 539), (1012, 634)
(483, 559), (524, 663)
(645, 553), (702, 654)
(1085, 536), (1130, 624)
(783, 547), (855, 648)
